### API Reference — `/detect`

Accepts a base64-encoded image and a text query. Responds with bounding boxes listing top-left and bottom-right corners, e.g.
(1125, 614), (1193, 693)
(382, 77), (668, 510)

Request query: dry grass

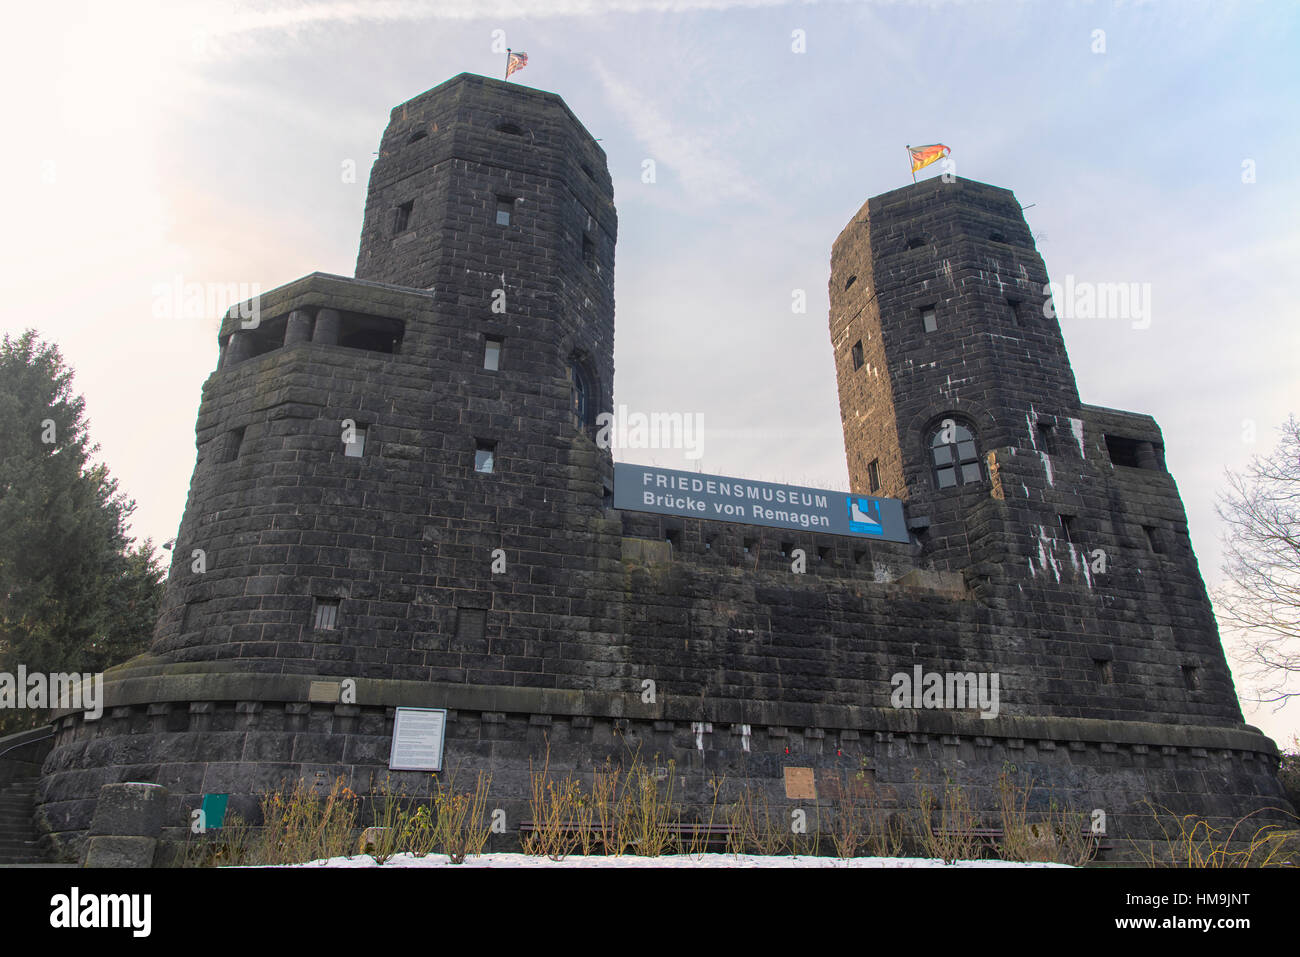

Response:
(1133, 802), (1299, 868)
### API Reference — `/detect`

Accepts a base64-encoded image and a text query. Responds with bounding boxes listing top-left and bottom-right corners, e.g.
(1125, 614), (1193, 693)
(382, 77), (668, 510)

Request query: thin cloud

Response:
(593, 61), (760, 204)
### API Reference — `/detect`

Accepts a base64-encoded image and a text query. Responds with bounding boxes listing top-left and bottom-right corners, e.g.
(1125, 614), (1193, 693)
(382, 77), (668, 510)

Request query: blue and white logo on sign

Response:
(847, 496), (885, 536)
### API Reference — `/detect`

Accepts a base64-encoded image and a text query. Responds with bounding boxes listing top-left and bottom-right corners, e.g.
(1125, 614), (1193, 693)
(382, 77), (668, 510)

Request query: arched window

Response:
(929, 419), (982, 489)
(568, 358), (594, 428)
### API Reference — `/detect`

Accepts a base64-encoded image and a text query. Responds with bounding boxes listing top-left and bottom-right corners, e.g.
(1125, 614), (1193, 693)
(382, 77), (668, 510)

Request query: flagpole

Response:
(907, 145), (915, 183)
(505, 48), (511, 81)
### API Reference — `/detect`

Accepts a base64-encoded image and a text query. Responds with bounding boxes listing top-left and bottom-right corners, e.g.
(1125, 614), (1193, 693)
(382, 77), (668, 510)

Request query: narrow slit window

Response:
(921, 306), (937, 333)
(484, 337), (502, 371)
(851, 340), (864, 370)
(496, 197), (513, 226)
(1144, 525), (1163, 554)
(1058, 514), (1075, 543)
(1008, 299), (1021, 326)
(1095, 659), (1114, 684)
(475, 440), (496, 473)
(1037, 422), (1057, 455)
(225, 427), (246, 462)
(1182, 665), (1200, 691)
(867, 459), (880, 493)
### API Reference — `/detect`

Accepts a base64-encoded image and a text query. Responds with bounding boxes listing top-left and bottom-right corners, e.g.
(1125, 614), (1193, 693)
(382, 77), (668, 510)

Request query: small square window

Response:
(867, 459), (880, 493)
(743, 538), (756, 555)
(393, 201), (413, 234)
(921, 306), (937, 333)
(484, 337), (502, 371)
(475, 441), (496, 473)
(853, 549), (867, 566)
(496, 197), (513, 226)
(780, 541), (794, 558)
(457, 608), (486, 642)
(851, 340), (864, 370)
(313, 598), (340, 630)
(817, 546), (831, 563)
(344, 424), (366, 458)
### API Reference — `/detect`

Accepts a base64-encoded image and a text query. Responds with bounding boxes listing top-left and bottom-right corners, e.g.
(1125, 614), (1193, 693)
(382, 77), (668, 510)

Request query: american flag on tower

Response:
(506, 50), (529, 80)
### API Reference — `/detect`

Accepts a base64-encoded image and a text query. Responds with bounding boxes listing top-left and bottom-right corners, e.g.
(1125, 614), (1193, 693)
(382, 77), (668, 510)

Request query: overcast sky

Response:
(2, 0), (1296, 743)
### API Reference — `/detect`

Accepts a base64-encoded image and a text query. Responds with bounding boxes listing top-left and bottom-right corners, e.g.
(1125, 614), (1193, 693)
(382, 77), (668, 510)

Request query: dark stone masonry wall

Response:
(33, 73), (1293, 861)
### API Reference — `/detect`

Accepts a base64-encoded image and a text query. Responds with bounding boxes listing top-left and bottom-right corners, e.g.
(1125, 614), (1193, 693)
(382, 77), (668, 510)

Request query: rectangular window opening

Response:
(867, 458), (880, 493)
(921, 306), (938, 333)
(496, 196), (513, 226)
(742, 538), (756, 556)
(851, 340), (864, 370)
(225, 427), (246, 463)
(1007, 299), (1021, 326)
(1095, 659), (1114, 685)
(484, 336), (502, 371)
(816, 546), (831, 564)
(474, 440), (496, 474)
(457, 608), (486, 642)
(853, 549), (868, 566)
(344, 424), (366, 458)
(1058, 514), (1075, 544)
(392, 201), (413, 235)
(1037, 422), (1057, 455)
(582, 234), (596, 267)
(665, 529), (682, 550)
(313, 598), (340, 631)
(1182, 665), (1200, 692)
(1144, 525), (1163, 554)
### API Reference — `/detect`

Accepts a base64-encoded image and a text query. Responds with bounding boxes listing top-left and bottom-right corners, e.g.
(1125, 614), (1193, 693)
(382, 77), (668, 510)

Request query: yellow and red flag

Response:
(506, 50), (529, 79)
(908, 144), (950, 174)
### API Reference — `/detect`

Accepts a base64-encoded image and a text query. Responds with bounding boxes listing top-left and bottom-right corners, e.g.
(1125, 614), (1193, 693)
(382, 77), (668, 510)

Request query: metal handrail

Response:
(0, 729), (54, 761)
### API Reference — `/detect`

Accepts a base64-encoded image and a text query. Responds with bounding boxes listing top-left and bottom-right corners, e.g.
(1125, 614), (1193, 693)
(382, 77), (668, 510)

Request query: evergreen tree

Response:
(0, 330), (163, 733)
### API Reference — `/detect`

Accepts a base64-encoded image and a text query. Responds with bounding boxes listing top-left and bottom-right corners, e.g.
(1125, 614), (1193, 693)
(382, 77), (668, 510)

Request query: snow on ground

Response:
(281, 852), (1069, 868)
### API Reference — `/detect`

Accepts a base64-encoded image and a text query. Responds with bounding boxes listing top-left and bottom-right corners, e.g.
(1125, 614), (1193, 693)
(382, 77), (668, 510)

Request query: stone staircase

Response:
(0, 728), (55, 866)
(0, 778), (46, 864)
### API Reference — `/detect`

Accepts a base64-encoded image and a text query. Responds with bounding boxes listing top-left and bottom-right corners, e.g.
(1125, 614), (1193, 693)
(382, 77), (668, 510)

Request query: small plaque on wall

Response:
(389, 707), (448, 771)
(784, 766), (817, 800)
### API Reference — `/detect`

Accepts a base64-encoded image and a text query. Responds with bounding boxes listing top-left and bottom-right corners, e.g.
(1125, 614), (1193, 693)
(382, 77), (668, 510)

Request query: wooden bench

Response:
(517, 820), (738, 847)
(931, 825), (1114, 854)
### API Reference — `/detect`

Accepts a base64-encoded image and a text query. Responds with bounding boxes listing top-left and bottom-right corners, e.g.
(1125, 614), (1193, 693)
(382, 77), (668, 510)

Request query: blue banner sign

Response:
(613, 463), (910, 543)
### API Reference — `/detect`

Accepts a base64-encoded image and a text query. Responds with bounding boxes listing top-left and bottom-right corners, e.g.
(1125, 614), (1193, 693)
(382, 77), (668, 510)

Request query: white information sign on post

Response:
(389, 707), (448, 771)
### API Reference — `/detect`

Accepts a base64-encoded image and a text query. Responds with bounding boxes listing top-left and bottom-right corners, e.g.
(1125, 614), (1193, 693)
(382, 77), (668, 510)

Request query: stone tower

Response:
(828, 176), (1247, 728)
(30, 84), (1292, 862)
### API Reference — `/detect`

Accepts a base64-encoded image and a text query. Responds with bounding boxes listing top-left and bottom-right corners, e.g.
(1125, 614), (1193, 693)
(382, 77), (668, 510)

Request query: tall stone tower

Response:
(30, 89), (1291, 862)
(828, 176), (1245, 725)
